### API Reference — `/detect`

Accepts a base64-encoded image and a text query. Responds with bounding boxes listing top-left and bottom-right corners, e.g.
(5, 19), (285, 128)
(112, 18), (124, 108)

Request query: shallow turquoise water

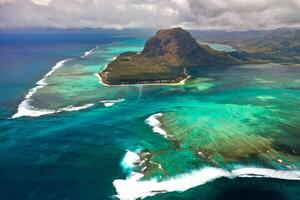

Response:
(0, 33), (300, 200)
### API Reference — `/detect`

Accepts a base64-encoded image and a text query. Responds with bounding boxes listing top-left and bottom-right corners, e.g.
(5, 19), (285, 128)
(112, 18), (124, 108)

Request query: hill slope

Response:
(241, 29), (300, 54)
(194, 28), (300, 63)
(99, 27), (245, 85)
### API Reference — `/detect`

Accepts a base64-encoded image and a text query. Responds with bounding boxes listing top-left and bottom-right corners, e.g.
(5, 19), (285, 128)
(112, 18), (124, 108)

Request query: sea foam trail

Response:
(36, 59), (72, 86)
(81, 47), (96, 58)
(120, 150), (151, 183)
(100, 99), (125, 107)
(145, 113), (168, 138)
(12, 101), (95, 118)
(121, 150), (141, 170)
(58, 103), (95, 112)
(12, 99), (56, 118)
(12, 59), (73, 118)
(113, 167), (300, 200)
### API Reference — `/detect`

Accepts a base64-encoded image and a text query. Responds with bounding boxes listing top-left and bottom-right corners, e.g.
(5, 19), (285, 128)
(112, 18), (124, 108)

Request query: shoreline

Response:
(95, 71), (190, 87)
(97, 53), (190, 87)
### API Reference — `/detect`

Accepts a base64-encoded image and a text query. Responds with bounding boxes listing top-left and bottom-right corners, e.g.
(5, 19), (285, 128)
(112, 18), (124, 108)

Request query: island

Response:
(99, 27), (247, 85)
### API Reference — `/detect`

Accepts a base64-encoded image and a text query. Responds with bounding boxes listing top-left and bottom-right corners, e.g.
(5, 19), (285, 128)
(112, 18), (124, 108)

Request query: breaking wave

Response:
(100, 99), (125, 107)
(12, 100), (95, 118)
(113, 166), (300, 200)
(145, 113), (168, 138)
(36, 59), (72, 86)
(81, 47), (96, 58)
(12, 58), (75, 118)
(121, 150), (141, 170)
(12, 55), (125, 118)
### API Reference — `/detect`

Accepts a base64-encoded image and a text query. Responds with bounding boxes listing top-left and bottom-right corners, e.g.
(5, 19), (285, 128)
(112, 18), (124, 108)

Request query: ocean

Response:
(0, 29), (299, 200)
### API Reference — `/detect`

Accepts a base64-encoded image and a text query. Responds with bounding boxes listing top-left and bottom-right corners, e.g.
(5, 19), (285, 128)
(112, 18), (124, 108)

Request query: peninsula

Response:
(99, 27), (246, 85)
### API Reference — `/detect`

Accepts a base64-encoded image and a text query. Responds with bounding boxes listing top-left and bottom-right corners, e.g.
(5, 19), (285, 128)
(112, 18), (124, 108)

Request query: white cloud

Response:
(0, 0), (15, 4)
(0, 0), (299, 30)
(31, 0), (51, 6)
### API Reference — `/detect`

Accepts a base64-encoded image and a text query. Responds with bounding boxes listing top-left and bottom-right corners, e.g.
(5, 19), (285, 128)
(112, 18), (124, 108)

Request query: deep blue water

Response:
(0, 30), (129, 117)
(0, 30), (130, 199)
(0, 30), (300, 200)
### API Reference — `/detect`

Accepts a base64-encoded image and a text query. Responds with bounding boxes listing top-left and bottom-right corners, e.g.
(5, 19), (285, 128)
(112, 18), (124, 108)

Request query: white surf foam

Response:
(113, 167), (300, 200)
(12, 101), (95, 118)
(24, 85), (44, 99)
(57, 103), (95, 112)
(81, 48), (96, 58)
(257, 95), (275, 101)
(121, 150), (141, 170)
(254, 77), (275, 84)
(145, 113), (168, 138)
(111, 56), (117, 61)
(231, 167), (300, 180)
(12, 59), (72, 118)
(100, 99), (125, 107)
(36, 59), (72, 87)
(12, 99), (56, 118)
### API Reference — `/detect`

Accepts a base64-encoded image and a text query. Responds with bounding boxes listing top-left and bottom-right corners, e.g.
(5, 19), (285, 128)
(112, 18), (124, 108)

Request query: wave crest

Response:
(100, 99), (125, 107)
(9, 58), (107, 118)
(113, 167), (300, 200)
(81, 47), (96, 58)
(145, 113), (168, 138)
(12, 100), (94, 118)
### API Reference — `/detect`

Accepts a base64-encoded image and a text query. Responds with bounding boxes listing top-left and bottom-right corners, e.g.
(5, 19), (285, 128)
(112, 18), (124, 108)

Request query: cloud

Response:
(31, 0), (52, 6)
(0, 0), (299, 30)
(0, 0), (15, 5)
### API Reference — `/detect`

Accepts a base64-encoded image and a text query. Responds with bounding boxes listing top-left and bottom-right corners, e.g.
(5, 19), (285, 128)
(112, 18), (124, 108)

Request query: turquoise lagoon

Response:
(0, 32), (300, 200)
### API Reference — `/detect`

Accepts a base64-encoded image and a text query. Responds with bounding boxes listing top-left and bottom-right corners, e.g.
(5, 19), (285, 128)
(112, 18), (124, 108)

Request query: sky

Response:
(0, 0), (300, 30)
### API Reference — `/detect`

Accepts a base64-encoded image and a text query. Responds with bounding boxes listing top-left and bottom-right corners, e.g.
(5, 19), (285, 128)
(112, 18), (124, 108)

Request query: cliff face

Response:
(99, 27), (245, 85)
(142, 28), (200, 61)
(141, 27), (239, 67)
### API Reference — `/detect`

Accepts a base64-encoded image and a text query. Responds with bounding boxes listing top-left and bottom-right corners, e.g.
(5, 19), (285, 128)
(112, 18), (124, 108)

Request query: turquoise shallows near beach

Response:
(0, 31), (300, 200)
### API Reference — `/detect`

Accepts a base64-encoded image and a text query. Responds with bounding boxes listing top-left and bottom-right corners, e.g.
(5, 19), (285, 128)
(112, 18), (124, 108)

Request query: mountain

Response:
(193, 28), (300, 63)
(240, 29), (300, 53)
(99, 27), (245, 85)
(237, 29), (300, 63)
(191, 29), (271, 44)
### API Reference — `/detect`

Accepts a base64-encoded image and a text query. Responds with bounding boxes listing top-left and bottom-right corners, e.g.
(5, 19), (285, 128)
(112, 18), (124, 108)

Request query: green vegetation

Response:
(239, 30), (300, 63)
(195, 29), (300, 64)
(99, 27), (247, 85)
